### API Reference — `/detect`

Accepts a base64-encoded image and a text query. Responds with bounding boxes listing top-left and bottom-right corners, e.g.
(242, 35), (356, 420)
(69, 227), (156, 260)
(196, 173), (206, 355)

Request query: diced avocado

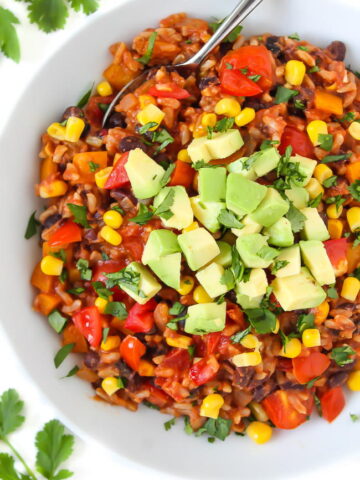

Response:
(206, 130), (244, 159)
(290, 155), (317, 187)
(271, 267), (326, 311)
(264, 217), (294, 247)
(120, 262), (161, 305)
(184, 302), (226, 335)
(196, 262), (230, 298)
(236, 293), (263, 309)
(142, 229), (180, 265)
(273, 245), (301, 278)
(199, 167), (226, 203)
(153, 186), (193, 230)
(124, 149), (165, 199)
(226, 174), (267, 217)
(250, 188), (290, 228)
(236, 268), (268, 297)
(236, 234), (274, 268)
(300, 240), (335, 286)
(215, 241), (232, 267)
(190, 196), (225, 233)
(178, 228), (220, 271)
(231, 215), (262, 238)
(187, 136), (212, 163)
(285, 186), (309, 209)
(301, 207), (330, 241)
(148, 253), (181, 290)
(253, 147), (281, 177)
(227, 157), (258, 181)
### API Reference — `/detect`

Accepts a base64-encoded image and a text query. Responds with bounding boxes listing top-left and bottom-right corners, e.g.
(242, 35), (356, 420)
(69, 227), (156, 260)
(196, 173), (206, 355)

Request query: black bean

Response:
(105, 112), (127, 129)
(219, 42), (233, 56)
(119, 136), (147, 153)
(80, 123), (91, 139)
(84, 351), (100, 369)
(327, 371), (349, 388)
(198, 76), (220, 90)
(115, 360), (133, 379)
(235, 367), (255, 388)
(266, 36), (281, 56)
(327, 41), (346, 61)
(42, 214), (62, 230)
(279, 381), (306, 391)
(62, 106), (84, 120)
(252, 378), (276, 402)
(243, 98), (273, 112)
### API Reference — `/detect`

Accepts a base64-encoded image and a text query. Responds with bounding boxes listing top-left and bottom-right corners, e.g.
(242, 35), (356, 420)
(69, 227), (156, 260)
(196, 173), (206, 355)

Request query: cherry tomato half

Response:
(104, 152), (130, 189)
(48, 220), (82, 247)
(124, 299), (157, 333)
(262, 390), (313, 429)
(292, 352), (331, 384)
(279, 126), (314, 158)
(72, 306), (103, 348)
(120, 335), (146, 371)
(320, 387), (346, 423)
(148, 83), (190, 99)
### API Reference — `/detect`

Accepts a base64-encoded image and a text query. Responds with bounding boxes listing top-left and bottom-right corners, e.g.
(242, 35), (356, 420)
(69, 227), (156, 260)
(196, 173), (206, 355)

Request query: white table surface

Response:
(0, 1), (359, 478)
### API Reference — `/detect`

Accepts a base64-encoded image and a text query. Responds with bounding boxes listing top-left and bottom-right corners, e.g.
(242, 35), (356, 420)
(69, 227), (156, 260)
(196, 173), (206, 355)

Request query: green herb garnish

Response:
(104, 301), (128, 319)
(67, 203), (89, 228)
(274, 86), (299, 104)
(48, 310), (67, 333)
(217, 209), (243, 229)
(321, 153), (351, 164)
(349, 180), (360, 201)
(330, 345), (355, 366)
(244, 308), (277, 334)
(92, 281), (112, 300)
(25, 211), (40, 239)
(138, 31), (158, 65)
(286, 203), (306, 233)
(54, 343), (74, 368)
(318, 134), (333, 151)
(76, 259), (92, 281)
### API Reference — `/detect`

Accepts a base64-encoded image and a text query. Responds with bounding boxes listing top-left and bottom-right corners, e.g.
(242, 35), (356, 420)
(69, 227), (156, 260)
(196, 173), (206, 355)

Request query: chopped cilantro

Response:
(139, 122), (158, 134)
(322, 175), (338, 188)
(294, 99), (305, 110)
(286, 203), (306, 233)
(330, 345), (355, 366)
(327, 285), (338, 299)
(339, 111), (356, 123)
(77, 84), (93, 108)
(297, 45), (309, 51)
(67, 203), (90, 228)
(260, 140), (280, 150)
(137, 31), (157, 65)
(102, 327), (110, 344)
(217, 209), (243, 229)
(318, 134), (333, 151)
(274, 86), (299, 104)
(248, 74), (261, 82)
(169, 302), (185, 316)
(349, 180), (360, 201)
(89, 161), (99, 172)
(153, 189), (175, 220)
(309, 65), (320, 73)
(54, 343), (74, 368)
(25, 211), (40, 239)
(192, 160), (218, 170)
(321, 153), (351, 164)
(288, 32), (300, 40)
(160, 163), (176, 188)
(325, 195), (345, 211)
(92, 281), (112, 300)
(209, 19), (243, 43)
(350, 413), (360, 422)
(76, 259), (92, 281)
(244, 308), (277, 334)
(104, 301), (128, 319)
(271, 260), (289, 274)
(67, 287), (85, 295)
(98, 103), (109, 113)
(48, 310), (67, 333)
(131, 203), (154, 225)
(308, 193), (323, 208)
(164, 417), (176, 431)
(231, 327), (251, 344)
(152, 128), (174, 153)
(297, 313), (315, 334)
(214, 117), (235, 133)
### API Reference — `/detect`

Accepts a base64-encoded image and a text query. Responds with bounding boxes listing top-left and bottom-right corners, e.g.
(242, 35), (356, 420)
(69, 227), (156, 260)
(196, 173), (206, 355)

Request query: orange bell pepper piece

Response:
(346, 243), (360, 273)
(40, 157), (57, 181)
(314, 90), (343, 116)
(73, 151), (108, 183)
(168, 160), (195, 189)
(33, 293), (61, 316)
(103, 64), (138, 90)
(62, 324), (88, 353)
(31, 262), (53, 293)
(346, 161), (360, 183)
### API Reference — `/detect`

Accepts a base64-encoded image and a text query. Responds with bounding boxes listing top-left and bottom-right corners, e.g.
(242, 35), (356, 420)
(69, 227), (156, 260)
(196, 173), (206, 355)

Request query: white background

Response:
(0, 1), (359, 478)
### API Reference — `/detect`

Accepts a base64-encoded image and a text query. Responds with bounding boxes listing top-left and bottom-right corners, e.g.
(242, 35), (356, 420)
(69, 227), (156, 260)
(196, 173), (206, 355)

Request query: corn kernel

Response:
(64, 116), (85, 142)
(246, 421), (272, 445)
(137, 104), (165, 130)
(347, 207), (360, 232)
(314, 164), (333, 185)
(328, 219), (343, 239)
(102, 377), (122, 396)
(166, 335), (193, 349)
(139, 94), (156, 109)
(201, 113), (217, 127)
(341, 277), (360, 302)
(40, 255), (64, 276)
(314, 300), (330, 325)
(279, 338), (302, 358)
(249, 402), (269, 422)
(235, 107), (256, 127)
(349, 121), (360, 141)
(305, 178), (324, 199)
(182, 221), (199, 233)
(215, 98), (241, 117)
(285, 60), (306, 86)
(177, 149), (191, 163)
(95, 297), (108, 314)
(39, 180), (68, 198)
(347, 370), (360, 391)
(232, 351), (262, 367)
(193, 125), (207, 138)
(47, 122), (66, 141)
(240, 334), (260, 349)
(327, 204), (343, 219)
(302, 328), (321, 347)
(137, 359), (155, 376)
(101, 335), (120, 351)
(178, 276), (195, 295)
(200, 393), (224, 419)
(95, 167), (113, 189)
(40, 157), (57, 181)
(193, 285), (213, 304)
(103, 210), (123, 229)
(272, 318), (280, 334)
(97, 81), (113, 97)
(100, 226), (122, 246)
(306, 120), (328, 146)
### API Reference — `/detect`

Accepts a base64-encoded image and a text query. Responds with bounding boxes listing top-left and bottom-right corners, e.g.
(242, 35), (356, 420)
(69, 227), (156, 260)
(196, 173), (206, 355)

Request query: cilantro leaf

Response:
(75, 259), (92, 281)
(309, 65), (320, 73)
(76, 84), (93, 108)
(153, 189), (175, 220)
(307, 193), (323, 208)
(349, 180), (360, 201)
(139, 122), (158, 134)
(330, 345), (355, 367)
(294, 99), (305, 110)
(67, 203), (89, 228)
(48, 310), (67, 334)
(152, 129), (174, 154)
(0, 7), (21, 62)
(164, 418), (176, 431)
(92, 281), (112, 300)
(350, 413), (360, 422)
(271, 260), (289, 274)
(274, 86), (299, 104)
(192, 161), (218, 170)
(54, 344), (74, 369)
(62, 365), (79, 379)
(68, 0), (99, 15)
(318, 134), (333, 151)
(131, 203), (153, 225)
(160, 163), (175, 188)
(286, 204), (306, 233)
(322, 175), (338, 188)
(321, 153), (351, 164)
(217, 209), (243, 229)
(88, 161), (99, 172)
(35, 419), (74, 480)
(0, 389), (25, 438)
(25, 211), (40, 239)
(27, 0), (69, 33)
(104, 301), (127, 319)
(169, 302), (185, 316)
(220, 269), (235, 290)
(260, 140), (280, 150)
(297, 313), (315, 334)
(288, 32), (300, 40)
(203, 418), (232, 441)
(244, 309), (276, 334)
(214, 117), (235, 133)
(327, 285), (338, 299)
(209, 19), (242, 43)
(257, 246), (279, 261)
(231, 327), (251, 344)
(137, 31), (157, 65)
(0, 452), (27, 479)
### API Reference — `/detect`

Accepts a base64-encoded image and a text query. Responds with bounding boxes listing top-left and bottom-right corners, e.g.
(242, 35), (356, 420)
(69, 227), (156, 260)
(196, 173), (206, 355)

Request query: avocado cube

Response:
(214, 241), (232, 268)
(185, 302), (226, 335)
(250, 188), (290, 228)
(199, 167), (227, 203)
(290, 155), (317, 187)
(227, 157), (258, 180)
(271, 267), (326, 311)
(300, 240), (335, 286)
(196, 262), (230, 298)
(226, 174), (267, 217)
(236, 234), (274, 268)
(178, 228), (220, 271)
(142, 229), (180, 265)
(206, 130), (244, 159)
(187, 136), (213, 163)
(124, 149), (165, 199)
(120, 262), (161, 305)
(236, 293), (263, 309)
(301, 208), (330, 241)
(231, 215), (262, 238)
(273, 245), (301, 278)
(236, 268), (268, 297)
(190, 196), (225, 233)
(148, 253), (181, 290)
(264, 217), (294, 247)
(153, 186), (193, 230)
(285, 186), (309, 209)
(253, 147), (280, 177)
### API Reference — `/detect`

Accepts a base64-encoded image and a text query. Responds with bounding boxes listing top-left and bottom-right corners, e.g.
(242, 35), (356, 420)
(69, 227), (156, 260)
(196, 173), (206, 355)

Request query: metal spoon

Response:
(102, 0), (264, 127)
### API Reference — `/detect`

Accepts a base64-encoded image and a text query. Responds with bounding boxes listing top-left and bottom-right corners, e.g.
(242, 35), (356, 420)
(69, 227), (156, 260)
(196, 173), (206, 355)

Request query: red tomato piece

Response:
(85, 95), (114, 128)
(292, 352), (331, 384)
(143, 383), (170, 408)
(48, 220), (82, 247)
(159, 348), (191, 374)
(220, 69), (263, 97)
(92, 260), (124, 284)
(205, 332), (221, 355)
(189, 355), (219, 386)
(262, 390), (313, 429)
(72, 306), (103, 348)
(119, 335), (146, 371)
(279, 126), (314, 158)
(124, 299), (157, 333)
(168, 160), (195, 189)
(154, 377), (189, 402)
(104, 152), (130, 189)
(148, 83), (190, 99)
(324, 238), (348, 268)
(320, 387), (346, 423)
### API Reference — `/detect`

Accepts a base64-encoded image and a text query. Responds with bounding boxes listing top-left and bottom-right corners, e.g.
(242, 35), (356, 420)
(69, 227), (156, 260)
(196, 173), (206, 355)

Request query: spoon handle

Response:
(181, 0), (264, 66)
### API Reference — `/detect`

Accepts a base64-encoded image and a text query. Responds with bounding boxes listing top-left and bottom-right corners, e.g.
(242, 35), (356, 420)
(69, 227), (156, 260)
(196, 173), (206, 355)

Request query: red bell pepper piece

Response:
(168, 160), (195, 189)
(124, 299), (157, 333)
(262, 390), (313, 430)
(72, 306), (103, 348)
(279, 126), (314, 158)
(144, 383), (170, 408)
(320, 387), (346, 423)
(92, 260), (125, 283)
(292, 352), (331, 384)
(104, 152), (130, 189)
(324, 238), (348, 268)
(120, 335), (146, 371)
(220, 69), (263, 97)
(189, 355), (219, 386)
(148, 83), (190, 99)
(48, 220), (82, 247)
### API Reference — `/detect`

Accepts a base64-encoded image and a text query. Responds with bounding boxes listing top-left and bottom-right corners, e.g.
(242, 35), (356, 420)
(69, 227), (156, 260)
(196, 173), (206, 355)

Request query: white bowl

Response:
(1, 0), (360, 478)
